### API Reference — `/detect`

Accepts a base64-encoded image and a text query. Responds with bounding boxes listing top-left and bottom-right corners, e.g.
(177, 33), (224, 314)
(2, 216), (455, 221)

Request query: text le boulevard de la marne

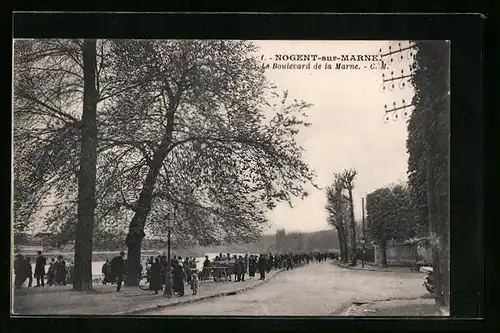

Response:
(261, 54), (387, 71)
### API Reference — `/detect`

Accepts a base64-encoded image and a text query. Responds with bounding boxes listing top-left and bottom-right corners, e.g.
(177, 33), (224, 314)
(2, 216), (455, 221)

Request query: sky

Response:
(253, 40), (415, 235)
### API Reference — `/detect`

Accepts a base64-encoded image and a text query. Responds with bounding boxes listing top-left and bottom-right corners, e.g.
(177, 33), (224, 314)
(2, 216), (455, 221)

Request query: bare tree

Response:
(339, 169), (358, 266)
(13, 39), (135, 290)
(325, 176), (349, 263)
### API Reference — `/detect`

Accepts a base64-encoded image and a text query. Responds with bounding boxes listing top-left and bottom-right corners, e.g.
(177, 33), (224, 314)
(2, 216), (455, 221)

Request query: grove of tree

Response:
(365, 183), (414, 267)
(13, 39), (317, 287)
(325, 170), (358, 264)
(407, 40), (450, 307)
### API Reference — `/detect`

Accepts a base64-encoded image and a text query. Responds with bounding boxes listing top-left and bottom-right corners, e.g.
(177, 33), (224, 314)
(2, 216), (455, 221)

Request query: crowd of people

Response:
(134, 251), (338, 296)
(14, 249), (338, 295)
(14, 251), (74, 289)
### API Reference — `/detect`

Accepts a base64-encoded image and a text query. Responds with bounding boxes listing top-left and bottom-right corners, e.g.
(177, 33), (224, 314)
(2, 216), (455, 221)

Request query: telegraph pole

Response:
(378, 41), (449, 307)
(361, 197), (366, 268)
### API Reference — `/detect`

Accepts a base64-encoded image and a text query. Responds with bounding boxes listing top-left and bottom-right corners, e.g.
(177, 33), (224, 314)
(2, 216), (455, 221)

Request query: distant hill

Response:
(187, 229), (340, 255)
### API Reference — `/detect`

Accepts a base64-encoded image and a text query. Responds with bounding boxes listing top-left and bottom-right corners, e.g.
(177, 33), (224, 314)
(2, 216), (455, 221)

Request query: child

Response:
(190, 269), (199, 295)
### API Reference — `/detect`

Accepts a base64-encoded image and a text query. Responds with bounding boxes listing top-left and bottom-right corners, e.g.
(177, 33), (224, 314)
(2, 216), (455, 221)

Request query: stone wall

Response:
(374, 241), (418, 266)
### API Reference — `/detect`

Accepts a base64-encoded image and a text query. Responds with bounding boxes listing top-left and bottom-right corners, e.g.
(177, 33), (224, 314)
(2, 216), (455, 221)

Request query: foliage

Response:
(13, 39), (318, 251)
(406, 41), (450, 239)
(407, 40), (450, 305)
(338, 169), (358, 265)
(325, 172), (351, 263)
(104, 40), (317, 251)
(365, 183), (415, 244)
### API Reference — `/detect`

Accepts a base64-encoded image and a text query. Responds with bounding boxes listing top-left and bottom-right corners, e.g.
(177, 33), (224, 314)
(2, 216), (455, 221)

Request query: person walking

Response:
(190, 269), (199, 295)
(102, 259), (110, 284)
(47, 258), (56, 286)
(241, 255), (248, 282)
(25, 256), (33, 287)
(173, 261), (185, 296)
(258, 254), (266, 280)
(110, 251), (126, 292)
(202, 255), (211, 280)
(184, 257), (191, 285)
(14, 254), (26, 289)
(249, 255), (256, 279)
(149, 257), (163, 294)
(54, 256), (65, 285)
(34, 251), (47, 287)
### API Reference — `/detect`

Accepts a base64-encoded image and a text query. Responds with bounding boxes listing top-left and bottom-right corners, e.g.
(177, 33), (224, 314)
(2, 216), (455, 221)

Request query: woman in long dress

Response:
(249, 256), (256, 279)
(149, 258), (163, 294)
(173, 261), (185, 296)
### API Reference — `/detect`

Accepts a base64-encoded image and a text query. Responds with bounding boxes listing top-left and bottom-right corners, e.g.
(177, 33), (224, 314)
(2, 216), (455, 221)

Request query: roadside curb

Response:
(115, 269), (285, 315)
(331, 261), (380, 272)
(331, 261), (417, 273)
(336, 296), (443, 316)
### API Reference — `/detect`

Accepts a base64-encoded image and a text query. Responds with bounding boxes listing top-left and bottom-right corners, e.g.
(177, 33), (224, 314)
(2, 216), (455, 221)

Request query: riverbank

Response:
(12, 269), (284, 315)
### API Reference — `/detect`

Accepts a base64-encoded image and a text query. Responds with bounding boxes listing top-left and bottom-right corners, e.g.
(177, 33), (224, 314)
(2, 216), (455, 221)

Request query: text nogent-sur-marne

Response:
(274, 54), (380, 62)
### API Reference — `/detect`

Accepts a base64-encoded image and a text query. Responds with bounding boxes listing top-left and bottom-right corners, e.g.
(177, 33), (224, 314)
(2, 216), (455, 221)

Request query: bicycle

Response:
(138, 274), (151, 291)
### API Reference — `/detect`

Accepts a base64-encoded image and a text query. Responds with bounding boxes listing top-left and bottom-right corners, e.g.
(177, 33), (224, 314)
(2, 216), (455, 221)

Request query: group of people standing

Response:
(14, 251), (71, 289)
(200, 251), (337, 282)
(143, 254), (199, 296)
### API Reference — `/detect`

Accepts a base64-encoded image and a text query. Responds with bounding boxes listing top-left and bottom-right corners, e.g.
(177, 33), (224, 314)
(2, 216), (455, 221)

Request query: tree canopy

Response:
(13, 39), (318, 251)
(366, 183), (415, 244)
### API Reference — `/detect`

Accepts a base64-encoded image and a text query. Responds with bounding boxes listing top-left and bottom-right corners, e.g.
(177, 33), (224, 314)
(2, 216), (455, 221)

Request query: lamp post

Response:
(163, 214), (174, 298)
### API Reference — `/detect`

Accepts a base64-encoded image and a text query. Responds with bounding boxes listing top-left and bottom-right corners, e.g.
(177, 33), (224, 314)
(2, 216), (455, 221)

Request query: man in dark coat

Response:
(258, 254), (266, 280)
(110, 251), (126, 292)
(249, 255), (256, 279)
(47, 258), (56, 286)
(34, 251), (47, 287)
(14, 254), (26, 288)
(234, 256), (242, 282)
(241, 254), (248, 282)
(202, 256), (211, 281)
(102, 259), (110, 284)
(149, 257), (163, 294)
(25, 256), (33, 287)
(54, 256), (65, 285)
(172, 261), (185, 296)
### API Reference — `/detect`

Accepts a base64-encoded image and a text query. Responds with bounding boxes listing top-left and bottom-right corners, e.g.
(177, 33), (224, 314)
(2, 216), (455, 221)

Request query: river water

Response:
(29, 252), (254, 277)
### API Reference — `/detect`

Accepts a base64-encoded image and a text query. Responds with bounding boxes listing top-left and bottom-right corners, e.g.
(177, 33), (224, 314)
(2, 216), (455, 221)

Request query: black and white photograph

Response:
(11, 39), (450, 317)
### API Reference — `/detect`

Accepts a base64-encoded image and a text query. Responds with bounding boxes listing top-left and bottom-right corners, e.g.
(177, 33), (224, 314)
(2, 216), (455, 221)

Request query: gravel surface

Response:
(146, 261), (429, 316)
(12, 270), (281, 315)
(345, 298), (443, 316)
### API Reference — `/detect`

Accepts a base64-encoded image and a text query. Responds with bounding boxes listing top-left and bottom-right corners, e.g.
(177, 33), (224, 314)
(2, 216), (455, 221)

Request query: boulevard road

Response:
(145, 262), (427, 316)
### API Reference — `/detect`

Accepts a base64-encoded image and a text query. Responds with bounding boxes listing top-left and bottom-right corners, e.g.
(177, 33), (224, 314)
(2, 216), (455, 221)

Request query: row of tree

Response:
(325, 169), (358, 266)
(275, 228), (340, 252)
(406, 41), (450, 307)
(13, 39), (317, 290)
(365, 183), (415, 267)
(371, 40), (450, 307)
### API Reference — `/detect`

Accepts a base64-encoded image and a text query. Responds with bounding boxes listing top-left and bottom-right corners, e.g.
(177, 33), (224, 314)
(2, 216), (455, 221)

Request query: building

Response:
(373, 238), (432, 267)
(373, 240), (416, 267)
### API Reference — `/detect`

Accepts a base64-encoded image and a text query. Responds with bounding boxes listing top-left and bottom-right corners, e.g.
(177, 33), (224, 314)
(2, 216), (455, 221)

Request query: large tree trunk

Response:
(73, 39), (98, 291)
(348, 190), (357, 266)
(125, 105), (176, 286)
(125, 161), (164, 286)
(426, 160), (444, 306)
(335, 225), (346, 262)
(338, 225), (348, 264)
(379, 238), (388, 268)
(440, 194), (450, 307)
(335, 226), (343, 259)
